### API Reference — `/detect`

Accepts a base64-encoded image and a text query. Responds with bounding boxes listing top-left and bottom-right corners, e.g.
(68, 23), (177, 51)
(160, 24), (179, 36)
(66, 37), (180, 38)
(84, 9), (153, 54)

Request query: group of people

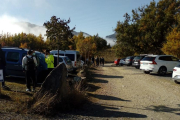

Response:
(0, 45), (55, 92)
(21, 49), (54, 92)
(92, 56), (105, 67)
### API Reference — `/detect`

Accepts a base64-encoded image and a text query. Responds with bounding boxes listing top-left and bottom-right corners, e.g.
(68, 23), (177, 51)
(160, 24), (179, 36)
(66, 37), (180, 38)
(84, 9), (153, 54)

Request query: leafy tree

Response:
(162, 28), (180, 58)
(43, 16), (75, 64)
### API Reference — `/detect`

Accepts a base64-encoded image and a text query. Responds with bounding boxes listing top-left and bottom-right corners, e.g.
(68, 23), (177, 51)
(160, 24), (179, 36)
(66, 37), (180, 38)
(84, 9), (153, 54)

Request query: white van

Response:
(50, 50), (81, 70)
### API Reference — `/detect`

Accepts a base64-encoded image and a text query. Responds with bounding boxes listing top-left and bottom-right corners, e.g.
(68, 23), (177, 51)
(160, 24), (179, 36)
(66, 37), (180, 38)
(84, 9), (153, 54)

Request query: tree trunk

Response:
(57, 45), (59, 67)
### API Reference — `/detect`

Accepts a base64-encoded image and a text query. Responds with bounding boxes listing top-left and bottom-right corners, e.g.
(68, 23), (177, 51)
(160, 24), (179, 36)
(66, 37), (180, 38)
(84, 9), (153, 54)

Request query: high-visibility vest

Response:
(45, 55), (54, 68)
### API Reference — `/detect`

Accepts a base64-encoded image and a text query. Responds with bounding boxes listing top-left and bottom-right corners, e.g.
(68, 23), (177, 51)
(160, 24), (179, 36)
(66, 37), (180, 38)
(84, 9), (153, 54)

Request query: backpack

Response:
(26, 56), (35, 71)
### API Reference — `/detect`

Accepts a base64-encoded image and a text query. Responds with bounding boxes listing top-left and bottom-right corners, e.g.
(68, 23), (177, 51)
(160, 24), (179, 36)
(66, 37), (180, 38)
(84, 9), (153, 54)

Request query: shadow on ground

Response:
(93, 73), (123, 79)
(66, 102), (147, 118)
(87, 84), (101, 92)
(150, 73), (172, 78)
(0, 94), (11, 100)
(145, 105), (180, 116)
(88, 93), (131, 101)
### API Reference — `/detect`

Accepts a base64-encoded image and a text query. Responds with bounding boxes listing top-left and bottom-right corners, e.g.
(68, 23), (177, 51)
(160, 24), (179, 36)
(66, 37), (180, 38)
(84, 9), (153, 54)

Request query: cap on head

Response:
(28, 49), (33, 55)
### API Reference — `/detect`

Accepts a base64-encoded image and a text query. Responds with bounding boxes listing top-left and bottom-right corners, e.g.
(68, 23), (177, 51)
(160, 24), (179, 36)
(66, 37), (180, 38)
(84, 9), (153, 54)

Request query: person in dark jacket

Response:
(91, 56), (94, 66)
(101, 56), (105, 67)
(96, 56), (99, 66)
(0, 44), (8, 90)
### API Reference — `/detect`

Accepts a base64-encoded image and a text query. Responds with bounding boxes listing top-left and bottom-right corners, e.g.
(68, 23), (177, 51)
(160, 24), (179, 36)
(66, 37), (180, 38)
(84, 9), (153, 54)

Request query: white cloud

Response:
(105, 38), (116, 47)
(0, 14), (46, 38)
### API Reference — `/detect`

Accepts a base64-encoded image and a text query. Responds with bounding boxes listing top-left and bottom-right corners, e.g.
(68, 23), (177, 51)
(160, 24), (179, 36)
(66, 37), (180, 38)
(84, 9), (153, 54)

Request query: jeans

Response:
(25, 70), (36, 90)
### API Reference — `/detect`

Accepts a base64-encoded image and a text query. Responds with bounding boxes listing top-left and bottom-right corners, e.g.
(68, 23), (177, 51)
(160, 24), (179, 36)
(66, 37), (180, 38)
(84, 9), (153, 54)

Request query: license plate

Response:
(134, 62), (138, 63)
(143, 63), (148, 65)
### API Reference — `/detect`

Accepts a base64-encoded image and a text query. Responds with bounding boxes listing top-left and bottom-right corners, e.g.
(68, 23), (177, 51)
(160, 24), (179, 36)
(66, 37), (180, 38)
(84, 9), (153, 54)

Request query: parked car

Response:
(124, 56), (135, 66)
(50, 50), (81, 70)
(53, 55), (73, 72)
(2, 47), (47, 81)
(114, 59), (120, 65)
(172, 64), (180, 83)
(119, 58), (125, 66)
(140, 55), (180, 76)
(132, 55), (146, 69)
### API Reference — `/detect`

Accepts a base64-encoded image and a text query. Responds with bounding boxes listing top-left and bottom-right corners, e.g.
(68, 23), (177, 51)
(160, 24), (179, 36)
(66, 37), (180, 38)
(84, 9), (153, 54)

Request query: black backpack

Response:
(26, 56), (35, 71)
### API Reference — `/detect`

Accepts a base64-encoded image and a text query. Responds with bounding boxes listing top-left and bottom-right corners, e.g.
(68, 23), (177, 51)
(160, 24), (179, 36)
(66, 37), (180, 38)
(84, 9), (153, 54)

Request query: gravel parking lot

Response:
(82, 63), (180, 120)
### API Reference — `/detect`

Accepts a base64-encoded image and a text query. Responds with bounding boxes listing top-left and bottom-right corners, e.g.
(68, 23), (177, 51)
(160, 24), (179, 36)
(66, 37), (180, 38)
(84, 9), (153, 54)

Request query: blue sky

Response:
(0, 0), (159, 39)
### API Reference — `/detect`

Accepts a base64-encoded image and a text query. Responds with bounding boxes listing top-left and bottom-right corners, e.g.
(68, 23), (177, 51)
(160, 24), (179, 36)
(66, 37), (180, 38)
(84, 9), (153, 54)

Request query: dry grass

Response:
(0, 67), (90, 116)
(0, 78), (35, 114)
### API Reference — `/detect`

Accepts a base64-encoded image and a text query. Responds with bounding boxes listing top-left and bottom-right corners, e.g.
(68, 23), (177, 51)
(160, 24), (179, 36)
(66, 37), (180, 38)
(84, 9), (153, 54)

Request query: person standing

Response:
(22, 50), (38, 92)
(91, 56), (94, 66)
(0, 44), (8, 90)
(96, 56), (99, 67)
(45, 50), (54, 74)
(102, 56), (105, 67)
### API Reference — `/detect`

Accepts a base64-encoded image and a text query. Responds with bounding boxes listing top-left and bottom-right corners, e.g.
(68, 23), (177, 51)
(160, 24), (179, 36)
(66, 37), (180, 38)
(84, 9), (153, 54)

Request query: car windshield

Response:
(64, 57), (72, 64)
(141, 57), (156, 61)
(134, 56), (143, 60)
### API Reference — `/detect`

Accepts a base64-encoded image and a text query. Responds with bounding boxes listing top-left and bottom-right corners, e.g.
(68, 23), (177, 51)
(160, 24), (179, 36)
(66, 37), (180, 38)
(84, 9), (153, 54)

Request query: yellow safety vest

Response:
(45, 55), (54, 68)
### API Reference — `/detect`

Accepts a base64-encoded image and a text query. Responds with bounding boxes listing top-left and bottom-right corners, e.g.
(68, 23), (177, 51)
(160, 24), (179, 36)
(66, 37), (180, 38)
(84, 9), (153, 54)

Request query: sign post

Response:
(0, 69), (4, 95)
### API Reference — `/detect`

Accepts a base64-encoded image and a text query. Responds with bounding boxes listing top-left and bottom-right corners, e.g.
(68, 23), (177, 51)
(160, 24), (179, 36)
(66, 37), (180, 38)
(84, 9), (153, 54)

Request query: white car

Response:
(50, 50), (81, 70)
(119, 58), (125, 66)
(53, 55), (73, 72)
(172, 64), (180, 83)
(140, 55), (180, 76)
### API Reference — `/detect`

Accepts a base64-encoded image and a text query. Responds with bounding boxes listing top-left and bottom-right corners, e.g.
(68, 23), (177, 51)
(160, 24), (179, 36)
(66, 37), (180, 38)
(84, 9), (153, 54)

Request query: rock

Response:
(31, 63), (68, 113)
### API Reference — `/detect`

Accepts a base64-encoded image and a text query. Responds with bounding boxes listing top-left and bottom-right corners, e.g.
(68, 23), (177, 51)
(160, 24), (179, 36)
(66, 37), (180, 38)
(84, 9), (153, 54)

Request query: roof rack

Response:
(2, 46), (25, 50)
(140, 54), (153, 56)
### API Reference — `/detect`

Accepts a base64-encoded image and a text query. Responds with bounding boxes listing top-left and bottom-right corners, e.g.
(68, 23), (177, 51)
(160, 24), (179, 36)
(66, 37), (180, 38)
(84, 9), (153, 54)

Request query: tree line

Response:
(114, 0), (180, 58)
(0, 30), (109, 58)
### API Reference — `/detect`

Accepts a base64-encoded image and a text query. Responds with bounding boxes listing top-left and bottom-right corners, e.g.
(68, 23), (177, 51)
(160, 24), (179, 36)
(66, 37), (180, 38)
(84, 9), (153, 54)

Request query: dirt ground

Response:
(65, 63), (180, 120)
(1, 63), (180, 120)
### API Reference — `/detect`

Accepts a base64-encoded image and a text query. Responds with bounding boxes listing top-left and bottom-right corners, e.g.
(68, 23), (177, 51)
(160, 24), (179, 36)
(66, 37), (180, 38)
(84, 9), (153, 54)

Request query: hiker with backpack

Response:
(22, 50), (38, 92)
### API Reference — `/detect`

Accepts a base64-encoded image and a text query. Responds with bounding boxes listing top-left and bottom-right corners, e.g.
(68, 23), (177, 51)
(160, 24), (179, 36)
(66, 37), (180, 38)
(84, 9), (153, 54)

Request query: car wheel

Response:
(174, 80), (179, 84)
(158, 66), (167, 76)
(144, 71), (150, 74)
(135, 66), (139, 69)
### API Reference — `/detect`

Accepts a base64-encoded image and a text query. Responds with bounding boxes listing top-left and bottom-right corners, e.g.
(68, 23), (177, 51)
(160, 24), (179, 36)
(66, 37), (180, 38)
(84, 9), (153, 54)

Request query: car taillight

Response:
(75, 61), (76, 66)
(173, 69), (177, 71)
(149, 59), (157, 65)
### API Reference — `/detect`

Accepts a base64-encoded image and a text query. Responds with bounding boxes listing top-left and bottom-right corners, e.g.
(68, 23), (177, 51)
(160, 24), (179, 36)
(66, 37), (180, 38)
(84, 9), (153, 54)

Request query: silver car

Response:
(53, 55), (73, 72)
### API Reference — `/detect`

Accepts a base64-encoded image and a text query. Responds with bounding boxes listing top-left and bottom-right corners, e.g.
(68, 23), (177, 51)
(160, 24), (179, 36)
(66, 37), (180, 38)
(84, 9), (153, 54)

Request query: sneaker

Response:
(26, 89), (31, 92)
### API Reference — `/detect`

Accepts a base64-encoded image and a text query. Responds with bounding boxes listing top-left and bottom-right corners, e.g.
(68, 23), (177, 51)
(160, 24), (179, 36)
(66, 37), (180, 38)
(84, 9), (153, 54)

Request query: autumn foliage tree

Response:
(162, 28), (180, 58)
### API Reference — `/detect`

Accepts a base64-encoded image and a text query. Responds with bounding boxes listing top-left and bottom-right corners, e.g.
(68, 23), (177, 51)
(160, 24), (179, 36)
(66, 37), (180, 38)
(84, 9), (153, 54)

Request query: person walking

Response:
(22, 50), (38, 92)
(0, 44), (8, 90)
(45, 50), (54, 74)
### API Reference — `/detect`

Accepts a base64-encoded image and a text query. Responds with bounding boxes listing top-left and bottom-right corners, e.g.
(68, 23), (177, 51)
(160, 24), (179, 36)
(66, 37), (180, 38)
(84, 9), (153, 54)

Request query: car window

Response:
(134, 56), (141, 60)
(77, 54), (80, 61)
(171, 56), (179, 61)
(65, 54), (75, 61)
(159, 56), (169, 61)
(141, 57), (155, 61)
(59, 58), (63, 62)
(64, 57), (72, 63)
(7, 52), (20, 62)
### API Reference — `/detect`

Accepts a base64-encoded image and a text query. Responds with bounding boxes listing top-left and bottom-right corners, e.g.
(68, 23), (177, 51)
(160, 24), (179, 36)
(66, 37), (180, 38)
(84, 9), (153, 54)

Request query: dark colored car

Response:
(2, 47), (47, 82)
(114, 59), (120, 65)
(124, 56), (134, 66)
(132, 55), (146, 69)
